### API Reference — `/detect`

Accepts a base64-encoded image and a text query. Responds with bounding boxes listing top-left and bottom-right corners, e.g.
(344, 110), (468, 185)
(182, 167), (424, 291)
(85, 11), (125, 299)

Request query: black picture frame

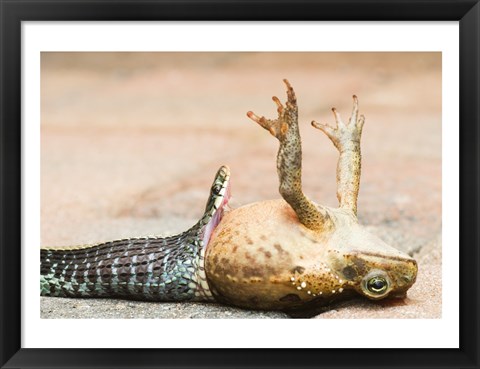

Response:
(1, 1), (479, 368)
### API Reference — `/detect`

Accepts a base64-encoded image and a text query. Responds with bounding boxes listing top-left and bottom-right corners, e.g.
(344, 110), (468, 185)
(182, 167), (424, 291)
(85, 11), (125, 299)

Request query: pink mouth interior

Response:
(202, 181), (231, 247)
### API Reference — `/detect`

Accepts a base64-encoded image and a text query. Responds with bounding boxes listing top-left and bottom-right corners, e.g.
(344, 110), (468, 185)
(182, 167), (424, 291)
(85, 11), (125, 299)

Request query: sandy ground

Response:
(40, 52), (442, 319)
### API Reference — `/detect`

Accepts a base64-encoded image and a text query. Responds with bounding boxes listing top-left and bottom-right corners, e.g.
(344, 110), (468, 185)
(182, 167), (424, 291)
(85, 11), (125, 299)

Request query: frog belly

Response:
(205, 199), (337, 310)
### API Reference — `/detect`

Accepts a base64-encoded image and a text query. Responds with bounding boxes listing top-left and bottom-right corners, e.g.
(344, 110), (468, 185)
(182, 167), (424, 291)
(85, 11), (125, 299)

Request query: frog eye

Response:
(212, 184), (222, 195)
(366, 276), (388, 294)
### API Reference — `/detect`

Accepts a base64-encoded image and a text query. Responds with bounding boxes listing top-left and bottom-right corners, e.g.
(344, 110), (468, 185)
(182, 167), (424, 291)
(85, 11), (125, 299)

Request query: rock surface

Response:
(40, 52), (442, 319)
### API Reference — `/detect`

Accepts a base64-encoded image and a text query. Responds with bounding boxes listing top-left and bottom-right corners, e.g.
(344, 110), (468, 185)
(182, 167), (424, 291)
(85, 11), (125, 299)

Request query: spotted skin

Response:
(40, 165), (230, 302)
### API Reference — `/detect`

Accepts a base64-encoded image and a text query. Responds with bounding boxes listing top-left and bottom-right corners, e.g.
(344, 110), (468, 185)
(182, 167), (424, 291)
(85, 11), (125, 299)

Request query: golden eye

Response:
(366, 276), (388, 294)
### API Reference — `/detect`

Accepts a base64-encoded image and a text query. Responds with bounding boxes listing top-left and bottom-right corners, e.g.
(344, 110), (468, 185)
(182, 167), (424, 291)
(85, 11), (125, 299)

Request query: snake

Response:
(40, 165), (231, 302)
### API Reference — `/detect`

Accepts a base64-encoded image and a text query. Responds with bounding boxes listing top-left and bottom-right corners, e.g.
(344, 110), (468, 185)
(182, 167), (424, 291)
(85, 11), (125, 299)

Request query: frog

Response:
(205, 79), (417, 317)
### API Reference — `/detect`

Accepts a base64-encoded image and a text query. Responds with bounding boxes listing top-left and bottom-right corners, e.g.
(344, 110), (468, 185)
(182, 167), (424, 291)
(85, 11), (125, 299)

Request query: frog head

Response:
(344, 252), (418, 301)
(326, 215), (418, 301)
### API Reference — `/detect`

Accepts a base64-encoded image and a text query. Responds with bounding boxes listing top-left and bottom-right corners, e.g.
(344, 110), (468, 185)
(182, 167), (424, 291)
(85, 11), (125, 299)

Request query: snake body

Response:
(40, 166), (231, 302)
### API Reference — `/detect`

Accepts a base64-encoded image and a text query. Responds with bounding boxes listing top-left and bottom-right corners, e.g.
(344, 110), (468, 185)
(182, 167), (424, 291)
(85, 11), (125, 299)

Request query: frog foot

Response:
(247, 79), (297, 142)
(311, 95), (365, 152)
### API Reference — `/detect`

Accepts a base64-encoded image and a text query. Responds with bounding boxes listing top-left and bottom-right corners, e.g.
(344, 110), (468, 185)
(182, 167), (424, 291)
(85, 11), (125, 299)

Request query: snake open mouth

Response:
(202, 166), (232, 247)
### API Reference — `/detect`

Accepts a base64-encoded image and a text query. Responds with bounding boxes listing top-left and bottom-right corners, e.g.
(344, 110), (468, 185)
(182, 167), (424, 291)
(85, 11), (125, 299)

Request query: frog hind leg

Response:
(247, 79), (332, 231)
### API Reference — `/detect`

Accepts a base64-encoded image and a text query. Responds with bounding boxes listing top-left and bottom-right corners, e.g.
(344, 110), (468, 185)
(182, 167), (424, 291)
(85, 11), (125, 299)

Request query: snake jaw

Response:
(201, 167), (232, 248)
(202, 191), (230, 248)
